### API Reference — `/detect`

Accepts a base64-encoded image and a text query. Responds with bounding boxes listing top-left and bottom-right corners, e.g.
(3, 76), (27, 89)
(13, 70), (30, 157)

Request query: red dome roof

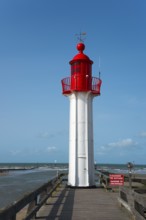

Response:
(70, 43), (93, 64)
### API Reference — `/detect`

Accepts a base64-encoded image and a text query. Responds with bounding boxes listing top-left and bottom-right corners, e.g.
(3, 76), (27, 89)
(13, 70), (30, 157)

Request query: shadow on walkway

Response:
(36, 184), (75, 220)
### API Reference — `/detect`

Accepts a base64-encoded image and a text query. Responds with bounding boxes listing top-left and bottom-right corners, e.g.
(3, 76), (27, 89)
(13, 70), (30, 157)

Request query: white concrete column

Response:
(68, 92), (95, 187)
(87, 95), (95, 185)
(68, 93), (77, 186)
(77, 92), (87, 186)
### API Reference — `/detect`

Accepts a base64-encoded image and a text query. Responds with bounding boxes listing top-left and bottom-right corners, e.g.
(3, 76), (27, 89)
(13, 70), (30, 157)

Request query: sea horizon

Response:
(0, 162), (146, 169)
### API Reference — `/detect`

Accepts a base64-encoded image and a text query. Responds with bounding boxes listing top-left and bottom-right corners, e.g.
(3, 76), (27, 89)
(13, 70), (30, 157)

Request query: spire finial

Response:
(75, 32), (86, 43)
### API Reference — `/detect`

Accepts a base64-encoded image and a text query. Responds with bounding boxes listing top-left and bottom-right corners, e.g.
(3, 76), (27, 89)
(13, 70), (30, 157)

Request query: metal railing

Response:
(61, 77), (71, 94)
(61, 76), (101, 94)
(92, 77), (102, 94)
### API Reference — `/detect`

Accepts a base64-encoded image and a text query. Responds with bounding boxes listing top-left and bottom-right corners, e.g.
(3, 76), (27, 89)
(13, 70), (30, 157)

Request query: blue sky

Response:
(0, 0), (146, 164)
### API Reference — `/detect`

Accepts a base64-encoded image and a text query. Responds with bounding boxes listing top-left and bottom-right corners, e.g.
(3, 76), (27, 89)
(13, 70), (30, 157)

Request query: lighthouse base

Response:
(67, 184), (96, 189)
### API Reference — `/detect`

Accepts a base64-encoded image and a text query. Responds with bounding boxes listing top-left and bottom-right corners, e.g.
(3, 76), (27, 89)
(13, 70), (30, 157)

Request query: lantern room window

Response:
(71, 61), (81, 74)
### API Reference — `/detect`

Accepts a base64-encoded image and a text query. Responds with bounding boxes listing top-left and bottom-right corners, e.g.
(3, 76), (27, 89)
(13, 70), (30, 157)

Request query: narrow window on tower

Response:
(71, 61), (81, 74)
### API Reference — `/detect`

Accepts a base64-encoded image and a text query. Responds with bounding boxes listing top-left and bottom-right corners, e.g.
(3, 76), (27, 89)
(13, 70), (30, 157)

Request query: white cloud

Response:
(127, 97), (139, 105)
(46, 146), (57, 152)
(10, 150), (21, 156)
(139, 131), (146, 137)
(37, 130), (66, 139)
(38, 132), (54, 139)
(108, 138), (137, 148)
(96, 138), (138, 156)
(9, 145), (57, 157)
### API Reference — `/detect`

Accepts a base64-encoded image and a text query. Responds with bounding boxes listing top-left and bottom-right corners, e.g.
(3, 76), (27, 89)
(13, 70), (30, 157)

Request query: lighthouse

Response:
(61, 41), (102, 187)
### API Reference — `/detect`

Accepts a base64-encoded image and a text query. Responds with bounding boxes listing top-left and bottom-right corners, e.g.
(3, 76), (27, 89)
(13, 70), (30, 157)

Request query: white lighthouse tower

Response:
(61, 41), (102, 187)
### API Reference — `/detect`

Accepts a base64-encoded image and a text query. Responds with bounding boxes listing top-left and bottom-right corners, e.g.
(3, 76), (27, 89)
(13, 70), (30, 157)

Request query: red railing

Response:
(61, 77), (71, 94)
(61, 77), (102, 95)
(92, 77), (102, 94)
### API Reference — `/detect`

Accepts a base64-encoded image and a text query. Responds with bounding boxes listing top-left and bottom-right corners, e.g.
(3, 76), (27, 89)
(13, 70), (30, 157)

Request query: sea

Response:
(0, 163), (146, 209)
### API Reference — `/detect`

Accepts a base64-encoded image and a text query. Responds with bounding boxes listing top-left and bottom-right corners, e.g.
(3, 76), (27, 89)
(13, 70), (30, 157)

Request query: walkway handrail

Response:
(0, 173), (65, 220)
(119, 187), (146, 219)
(97, 170), (110, 189)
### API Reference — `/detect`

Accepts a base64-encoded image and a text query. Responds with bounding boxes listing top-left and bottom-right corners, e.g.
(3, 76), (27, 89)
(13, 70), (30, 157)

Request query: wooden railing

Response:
(97, 171), (112, 190)
(0, 174), (65, 220)
(119, 187), (146, 220)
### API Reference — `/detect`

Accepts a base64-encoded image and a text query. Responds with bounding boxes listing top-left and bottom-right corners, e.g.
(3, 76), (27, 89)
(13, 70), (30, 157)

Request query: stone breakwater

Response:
(0, 166), (36, 176)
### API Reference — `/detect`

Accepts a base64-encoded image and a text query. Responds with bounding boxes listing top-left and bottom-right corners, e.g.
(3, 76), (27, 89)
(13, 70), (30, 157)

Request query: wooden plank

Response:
(36, 183), (131, 220)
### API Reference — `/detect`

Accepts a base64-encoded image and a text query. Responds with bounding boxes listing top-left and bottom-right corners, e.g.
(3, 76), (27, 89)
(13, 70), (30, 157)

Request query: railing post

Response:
(11, 214), (16, 220)
(27, 196), (38, 219)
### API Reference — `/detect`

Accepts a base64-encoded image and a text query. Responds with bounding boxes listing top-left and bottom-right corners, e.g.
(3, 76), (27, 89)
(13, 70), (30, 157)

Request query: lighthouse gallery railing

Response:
(61, 76), (101, 95)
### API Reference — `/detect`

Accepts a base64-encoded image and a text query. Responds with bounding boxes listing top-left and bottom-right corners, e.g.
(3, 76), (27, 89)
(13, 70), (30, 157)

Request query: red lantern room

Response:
(61, 42), (102, 95)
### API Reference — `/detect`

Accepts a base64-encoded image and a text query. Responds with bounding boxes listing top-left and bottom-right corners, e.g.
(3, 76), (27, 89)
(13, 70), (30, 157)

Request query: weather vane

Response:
(75, 32), (86, 42)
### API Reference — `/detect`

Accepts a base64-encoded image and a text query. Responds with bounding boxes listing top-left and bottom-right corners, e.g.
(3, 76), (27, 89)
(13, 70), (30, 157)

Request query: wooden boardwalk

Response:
(35, 182), (131, 220)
